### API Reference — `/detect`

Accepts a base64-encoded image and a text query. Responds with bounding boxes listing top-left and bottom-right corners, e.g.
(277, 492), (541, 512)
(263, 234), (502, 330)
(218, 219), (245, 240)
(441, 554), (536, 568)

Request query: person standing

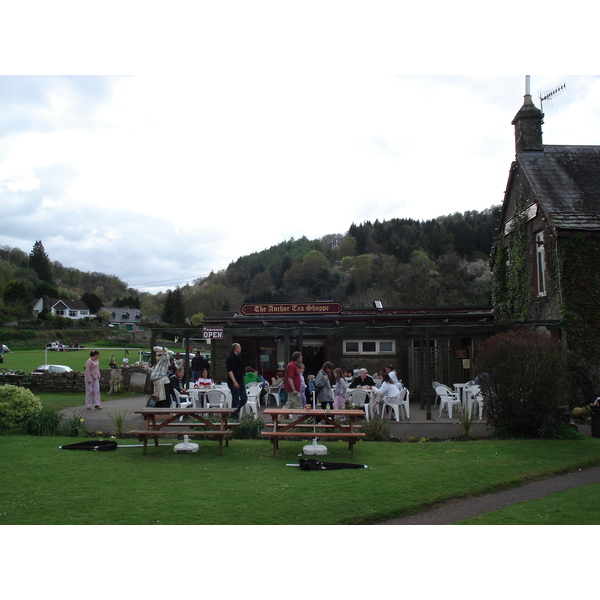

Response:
(333, 367), (347, 410)
(226, 343), (247, 418)
(85, 350), (102, 410)
(283, 351), (303, 410)
(298, 362), (307, 408)
(314, 361), (334, 408)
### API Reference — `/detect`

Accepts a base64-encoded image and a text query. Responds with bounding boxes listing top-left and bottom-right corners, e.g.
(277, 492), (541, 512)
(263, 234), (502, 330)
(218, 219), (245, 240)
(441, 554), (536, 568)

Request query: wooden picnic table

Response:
(261, 408), (366, 458)
(132, 408), (235, 455)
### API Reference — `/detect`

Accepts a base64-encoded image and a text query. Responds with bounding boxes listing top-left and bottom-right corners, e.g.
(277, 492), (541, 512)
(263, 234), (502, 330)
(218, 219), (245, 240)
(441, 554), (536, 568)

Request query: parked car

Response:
(32, 364), (74, 374)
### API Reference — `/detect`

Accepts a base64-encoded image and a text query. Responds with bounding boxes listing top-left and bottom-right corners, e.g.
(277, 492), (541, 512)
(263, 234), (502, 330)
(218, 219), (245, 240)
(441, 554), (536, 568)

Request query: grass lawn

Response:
(1, 435), (599, 525)
(1, 348), (144, 373)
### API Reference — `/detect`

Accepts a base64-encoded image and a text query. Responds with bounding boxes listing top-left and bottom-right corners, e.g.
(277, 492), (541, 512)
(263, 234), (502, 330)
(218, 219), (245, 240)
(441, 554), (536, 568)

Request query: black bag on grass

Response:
(60, 440), (118, 451)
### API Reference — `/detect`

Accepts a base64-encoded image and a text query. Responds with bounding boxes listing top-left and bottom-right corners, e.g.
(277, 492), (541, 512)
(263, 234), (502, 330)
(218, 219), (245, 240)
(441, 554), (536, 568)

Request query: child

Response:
(333, 368), (347, 410)
(298, 363), (307, 408)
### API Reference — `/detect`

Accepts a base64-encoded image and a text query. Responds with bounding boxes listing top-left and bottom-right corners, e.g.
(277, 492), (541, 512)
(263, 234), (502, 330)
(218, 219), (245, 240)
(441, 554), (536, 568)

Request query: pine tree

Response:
(161, 287), (187, 324)
(29, 241), (53, 284)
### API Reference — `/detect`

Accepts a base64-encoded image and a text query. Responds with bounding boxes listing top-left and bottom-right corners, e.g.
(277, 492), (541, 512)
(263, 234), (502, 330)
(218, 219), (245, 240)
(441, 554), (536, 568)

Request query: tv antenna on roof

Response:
(539, 81), (566, 112)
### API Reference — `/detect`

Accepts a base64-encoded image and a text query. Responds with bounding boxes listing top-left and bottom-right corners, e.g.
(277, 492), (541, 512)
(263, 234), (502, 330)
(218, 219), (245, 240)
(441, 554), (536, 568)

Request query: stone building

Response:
(492, 79), (600, 402)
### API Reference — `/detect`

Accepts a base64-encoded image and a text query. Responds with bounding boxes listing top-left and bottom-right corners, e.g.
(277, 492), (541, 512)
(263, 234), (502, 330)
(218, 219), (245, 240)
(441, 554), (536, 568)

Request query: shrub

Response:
(59, 413), (87, 437)
(475, 328), (568, 438)
(0, 385), (43, 430)
(231, 415), (265, 439)
(25, 409), (64, 436)
(361, 415), (391, 441)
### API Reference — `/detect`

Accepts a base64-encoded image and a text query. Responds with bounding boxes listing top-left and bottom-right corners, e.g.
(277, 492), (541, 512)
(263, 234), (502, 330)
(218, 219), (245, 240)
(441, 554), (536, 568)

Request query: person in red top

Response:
(283, 351), (303, 410)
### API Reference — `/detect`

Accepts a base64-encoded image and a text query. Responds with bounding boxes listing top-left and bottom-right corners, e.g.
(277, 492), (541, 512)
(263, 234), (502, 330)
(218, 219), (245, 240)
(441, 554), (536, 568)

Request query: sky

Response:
(1, 2), (599, 295)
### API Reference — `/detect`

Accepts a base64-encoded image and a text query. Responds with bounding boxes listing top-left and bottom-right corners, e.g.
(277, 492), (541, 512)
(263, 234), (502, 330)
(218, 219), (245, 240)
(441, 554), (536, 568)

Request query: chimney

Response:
(511, 75), (544, 153)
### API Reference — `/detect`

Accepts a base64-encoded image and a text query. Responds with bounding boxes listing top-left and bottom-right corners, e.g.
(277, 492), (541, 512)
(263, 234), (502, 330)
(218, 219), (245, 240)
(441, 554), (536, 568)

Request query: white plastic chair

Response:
(240, 384), (261, 419)
(436, 385), (461, 418)
(172, 388), (192, 409)
(204, 389), (226, 409)
(465, 385), (483, 419)
(264, 381), (283, 407)
(381, 388), (410, 421)
(347, 389), (371, 421)
(432, 381), (443, 406)
(172, 389), (193, 421)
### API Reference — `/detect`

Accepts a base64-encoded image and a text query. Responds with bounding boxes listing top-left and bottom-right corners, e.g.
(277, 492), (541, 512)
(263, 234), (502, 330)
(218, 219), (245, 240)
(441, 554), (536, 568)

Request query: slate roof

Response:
(518, 145), (600, 230)
(103, 307), (144, 322)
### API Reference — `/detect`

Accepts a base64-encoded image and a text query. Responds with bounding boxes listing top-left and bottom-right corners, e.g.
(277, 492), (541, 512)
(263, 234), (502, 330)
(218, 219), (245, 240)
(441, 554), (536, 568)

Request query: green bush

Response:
(0, 385), (43, 430)
(475, 328), (569, 438)
(231, 415), (265, 439)
(361, 415), (391, 441)
(25, 409), (64, 436)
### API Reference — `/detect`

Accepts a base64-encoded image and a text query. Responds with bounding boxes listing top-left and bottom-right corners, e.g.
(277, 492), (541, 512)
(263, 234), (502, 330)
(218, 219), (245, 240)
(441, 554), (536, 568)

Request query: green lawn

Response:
(1, 435), (599, 525)
(1, 348), (143, 373)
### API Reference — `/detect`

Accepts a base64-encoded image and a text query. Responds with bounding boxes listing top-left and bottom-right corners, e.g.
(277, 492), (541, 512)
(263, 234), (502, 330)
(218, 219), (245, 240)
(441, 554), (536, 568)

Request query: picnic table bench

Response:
(261, 408), (366, 458)
(133, 408), (235, 455)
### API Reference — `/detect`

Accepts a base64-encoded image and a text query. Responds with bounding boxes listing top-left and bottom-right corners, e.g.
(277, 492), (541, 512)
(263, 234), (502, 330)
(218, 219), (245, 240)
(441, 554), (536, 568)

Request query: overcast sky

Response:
(1, 2), (598, 294)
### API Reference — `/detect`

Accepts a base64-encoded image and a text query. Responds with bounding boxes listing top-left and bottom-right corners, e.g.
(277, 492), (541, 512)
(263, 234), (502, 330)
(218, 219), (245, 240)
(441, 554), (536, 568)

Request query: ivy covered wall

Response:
(556, 232), (600, 401)
(492, 176), (600, 404)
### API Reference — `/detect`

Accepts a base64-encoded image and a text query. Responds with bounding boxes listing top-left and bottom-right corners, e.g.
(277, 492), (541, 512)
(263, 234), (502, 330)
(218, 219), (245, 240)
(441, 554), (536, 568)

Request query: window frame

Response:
(536, 231), (547, 297)
(343, 340), (396, 355)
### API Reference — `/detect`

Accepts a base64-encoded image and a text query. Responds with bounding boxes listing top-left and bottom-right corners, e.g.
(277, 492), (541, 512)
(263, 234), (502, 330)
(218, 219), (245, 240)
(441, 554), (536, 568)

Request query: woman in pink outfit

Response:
(85, 350), (102, 409)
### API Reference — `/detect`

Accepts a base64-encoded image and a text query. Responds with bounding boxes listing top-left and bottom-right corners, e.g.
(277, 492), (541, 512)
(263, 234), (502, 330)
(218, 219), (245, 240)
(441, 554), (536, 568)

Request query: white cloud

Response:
(1, 5), (599, 293)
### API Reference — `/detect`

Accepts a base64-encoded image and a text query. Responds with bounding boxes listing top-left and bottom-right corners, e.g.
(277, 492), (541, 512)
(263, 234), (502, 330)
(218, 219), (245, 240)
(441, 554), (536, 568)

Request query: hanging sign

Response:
(203, 326), (224, 339)
(241, 302), (343, 316)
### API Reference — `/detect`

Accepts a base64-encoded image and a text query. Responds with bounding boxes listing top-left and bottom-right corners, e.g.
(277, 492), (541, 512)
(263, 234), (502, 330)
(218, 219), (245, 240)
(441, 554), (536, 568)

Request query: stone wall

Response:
(27, 366), (152, 394)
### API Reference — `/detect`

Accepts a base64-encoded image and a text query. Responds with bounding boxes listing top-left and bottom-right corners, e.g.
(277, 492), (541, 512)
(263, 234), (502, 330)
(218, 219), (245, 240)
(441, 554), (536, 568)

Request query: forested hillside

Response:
(180, 206), (501, 322)
(0, 206), (501, 326)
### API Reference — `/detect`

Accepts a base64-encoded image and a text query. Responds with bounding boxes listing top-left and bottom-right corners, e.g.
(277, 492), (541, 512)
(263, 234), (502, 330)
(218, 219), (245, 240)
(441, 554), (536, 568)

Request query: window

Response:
(344, 340), (395, 355)
(536, 232), (546, 296)
(69, 311), (77, 318)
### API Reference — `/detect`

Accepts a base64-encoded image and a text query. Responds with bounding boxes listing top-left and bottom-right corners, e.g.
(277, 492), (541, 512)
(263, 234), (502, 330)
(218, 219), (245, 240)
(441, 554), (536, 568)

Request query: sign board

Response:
(203, 326), (224, 339)
(241, 302), (343, 316)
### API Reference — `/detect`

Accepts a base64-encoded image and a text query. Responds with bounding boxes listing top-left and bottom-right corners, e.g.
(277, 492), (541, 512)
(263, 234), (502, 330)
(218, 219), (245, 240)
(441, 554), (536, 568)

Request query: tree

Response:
(161, 287), (187, 324)
(29, 241), (53, 284)
(81, 292), (103, 314)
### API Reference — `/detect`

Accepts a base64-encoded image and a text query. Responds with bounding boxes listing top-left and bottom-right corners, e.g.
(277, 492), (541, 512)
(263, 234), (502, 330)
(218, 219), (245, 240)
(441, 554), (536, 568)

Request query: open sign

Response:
(203, 327), (223, 339)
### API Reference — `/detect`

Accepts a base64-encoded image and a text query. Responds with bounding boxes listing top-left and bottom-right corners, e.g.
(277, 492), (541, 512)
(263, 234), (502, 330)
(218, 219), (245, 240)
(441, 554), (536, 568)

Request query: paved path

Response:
(378, 465), (600, 524)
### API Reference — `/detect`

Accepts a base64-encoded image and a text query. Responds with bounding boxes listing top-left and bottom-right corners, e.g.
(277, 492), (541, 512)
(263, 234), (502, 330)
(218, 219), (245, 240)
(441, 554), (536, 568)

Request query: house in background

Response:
(102, 306), (146, 331)
(31, 297), (90, 320)
(491, 78), (600, 402)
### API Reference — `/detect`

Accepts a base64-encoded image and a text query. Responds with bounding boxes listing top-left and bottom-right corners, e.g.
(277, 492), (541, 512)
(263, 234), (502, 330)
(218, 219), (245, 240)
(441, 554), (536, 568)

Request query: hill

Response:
(0, 206), (501, 327)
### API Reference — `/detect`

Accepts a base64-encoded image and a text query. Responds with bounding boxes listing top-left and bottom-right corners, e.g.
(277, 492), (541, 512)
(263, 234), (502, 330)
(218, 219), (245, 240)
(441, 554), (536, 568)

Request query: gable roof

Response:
(518, 145), (600, 231)
(30, 298), (90, 311)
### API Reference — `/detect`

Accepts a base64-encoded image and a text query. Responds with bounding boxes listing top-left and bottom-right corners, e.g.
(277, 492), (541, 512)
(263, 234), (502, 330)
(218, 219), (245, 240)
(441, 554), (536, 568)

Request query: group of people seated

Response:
(342, 365), (405, 414)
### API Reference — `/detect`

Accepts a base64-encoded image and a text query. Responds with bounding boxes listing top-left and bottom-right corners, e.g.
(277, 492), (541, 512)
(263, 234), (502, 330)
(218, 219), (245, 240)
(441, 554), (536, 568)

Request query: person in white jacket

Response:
(385, 364), (404, 391)
(372, 373), (400, 415)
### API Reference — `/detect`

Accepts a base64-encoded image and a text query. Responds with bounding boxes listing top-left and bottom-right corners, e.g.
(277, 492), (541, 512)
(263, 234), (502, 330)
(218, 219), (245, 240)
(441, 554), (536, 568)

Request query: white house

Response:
(31, 297), (91, 320)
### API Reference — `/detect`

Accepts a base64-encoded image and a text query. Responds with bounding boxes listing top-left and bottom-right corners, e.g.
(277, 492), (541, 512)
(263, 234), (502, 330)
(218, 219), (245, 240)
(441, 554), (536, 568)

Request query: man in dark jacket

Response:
(226, 343), (247, 418)
(349, 368), (376, 389)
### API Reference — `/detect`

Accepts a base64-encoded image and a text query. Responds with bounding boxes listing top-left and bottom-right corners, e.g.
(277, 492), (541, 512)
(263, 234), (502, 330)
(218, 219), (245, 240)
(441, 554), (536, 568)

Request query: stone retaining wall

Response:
(27, 366), (152, 394)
